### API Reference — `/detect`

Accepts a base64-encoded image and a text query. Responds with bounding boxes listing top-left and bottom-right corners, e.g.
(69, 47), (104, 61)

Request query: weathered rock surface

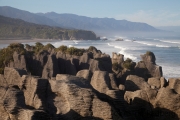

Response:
(76, 69), (92, 81)
(48, 74), (122, 120)
(26, 50), (49, 76)
(0, 74), (7, 86)
(4, 67), (27, 88)
(91, 71), (111, 94)
(1, 48), (180, 119)
(141, 52), (163, 78)
(111, 52), (124, 64)
(109, 73), (119, 90)
(125, 75), (150, 91)
(168, 78), (180, 94)
(9, 51), (27, 70)
(148, 77), (161, 89)
(22, 75), (48, 109)
(160, 77), (167, 88)
(42, 54), (60, 79)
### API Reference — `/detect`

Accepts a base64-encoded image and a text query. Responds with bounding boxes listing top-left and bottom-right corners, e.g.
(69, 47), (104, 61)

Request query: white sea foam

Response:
(156, 44), (170, 48)
(134, 41), (153, 46)
(160, 40), (180, 44)
(73, 40), (79, 44)
(68, 45), (73, 47)
(124, 39), (132, 42)
(107, 43), (137, 61)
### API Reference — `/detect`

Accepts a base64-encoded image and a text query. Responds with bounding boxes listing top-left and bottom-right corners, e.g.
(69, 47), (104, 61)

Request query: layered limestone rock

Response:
(168, 78), (180, 94)
(111, 52), (124, 64)
(125, 75), (150, 91)
(1, 46), (180, 119)
(140, 52), (163, 78)
(148, 77), (161, 89)
(25, 50), (49, 77)
(22, 75), (48, 109)
(76, 69), (92, 81)
(4, 67), (27, 88)
(91, 71), (111, 94)
(8, 51), (27, 70)
(42, 54), (60, 79)
(48, 74), (122, 120)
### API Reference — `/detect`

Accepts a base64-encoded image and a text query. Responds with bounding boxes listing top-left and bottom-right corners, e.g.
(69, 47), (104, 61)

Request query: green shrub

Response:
(56, 45), (68, 53)
(0, 43), (26, 74)
(66, 47), (85, 56)
(123, 58), (136, 70)
(43, 43), (55, 50)
(88, 46), (97, 52)
(112, 62), (119, 71)
(34, 42), (44, 54)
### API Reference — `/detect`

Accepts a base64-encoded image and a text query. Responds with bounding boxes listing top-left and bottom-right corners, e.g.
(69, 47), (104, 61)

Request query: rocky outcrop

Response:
(140, 52), (163, 78)
(112, 52), (124, 64)
(26, 50), (49, 76)
(148, 77), (161, 89)
(8, 51), (27, 70)
(125, 75), (150, 91)
(91, 71), (111, 94)
(4, 67), (27, 88)
(76, 69), (92, 81)
(62, 30), (99, 40)
(48, 74), (122, 120)
(168, 78), (180, 94)
(42, 54), (60, 79)
(1, 46), (180, 119)
(22, 75), (48, 109)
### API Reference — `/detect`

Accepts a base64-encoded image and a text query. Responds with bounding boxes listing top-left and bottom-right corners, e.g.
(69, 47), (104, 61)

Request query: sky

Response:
(0, 0), (180, 26)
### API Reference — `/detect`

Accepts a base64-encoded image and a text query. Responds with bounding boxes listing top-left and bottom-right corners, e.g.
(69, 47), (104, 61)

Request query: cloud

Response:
(115, 10), (180, 26)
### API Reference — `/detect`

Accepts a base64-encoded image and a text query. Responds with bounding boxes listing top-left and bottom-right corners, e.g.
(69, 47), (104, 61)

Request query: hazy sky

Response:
(0, 0), (180, 26)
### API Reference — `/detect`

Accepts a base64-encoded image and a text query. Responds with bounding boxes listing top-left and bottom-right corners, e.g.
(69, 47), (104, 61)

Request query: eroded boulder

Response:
(141, 52), (163, 78)
(4, 67), (27, 88)
(22, 75), (48, 109)
(76, 69), (92, 81)
(42, 54), (60, 79)
(148, 77), (161, 89)
(125, 75), (150, 91)
(91, 71), (111, 94)
(168, 78), (180, 94)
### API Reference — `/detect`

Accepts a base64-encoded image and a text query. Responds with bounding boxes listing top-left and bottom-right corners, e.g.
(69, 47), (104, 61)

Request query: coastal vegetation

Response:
(0, 15), (98, 40)
(0, 43), (94, 74)
(0, 43), (26, 74)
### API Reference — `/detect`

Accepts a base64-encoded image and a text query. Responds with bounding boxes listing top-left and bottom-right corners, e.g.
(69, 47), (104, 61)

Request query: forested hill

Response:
(0, 15), (99, 40)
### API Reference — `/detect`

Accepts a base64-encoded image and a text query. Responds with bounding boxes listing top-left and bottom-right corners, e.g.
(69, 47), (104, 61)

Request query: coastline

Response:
(0, 39), (60, 44)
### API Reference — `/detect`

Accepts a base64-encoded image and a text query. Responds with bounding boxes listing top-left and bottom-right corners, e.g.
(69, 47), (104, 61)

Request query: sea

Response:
(0, 36), (180, 79)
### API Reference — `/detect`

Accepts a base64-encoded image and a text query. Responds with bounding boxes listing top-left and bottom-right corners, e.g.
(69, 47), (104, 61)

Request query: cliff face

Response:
(1, 44), (180, 120)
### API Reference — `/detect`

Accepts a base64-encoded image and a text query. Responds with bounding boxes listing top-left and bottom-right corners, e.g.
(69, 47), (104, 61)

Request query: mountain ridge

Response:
(0, 6), (160, 33)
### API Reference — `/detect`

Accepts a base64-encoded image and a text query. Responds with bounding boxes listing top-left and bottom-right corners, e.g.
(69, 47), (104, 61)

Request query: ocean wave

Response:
(73, 40), (79, 44)
(107, 43), (137, 61)
(68, 45), (73, 47)
(124, 39), (132, 42)
(160, 40), (180, 44)
(156, 45), (170, 48)
(134, 41), (153, 46)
